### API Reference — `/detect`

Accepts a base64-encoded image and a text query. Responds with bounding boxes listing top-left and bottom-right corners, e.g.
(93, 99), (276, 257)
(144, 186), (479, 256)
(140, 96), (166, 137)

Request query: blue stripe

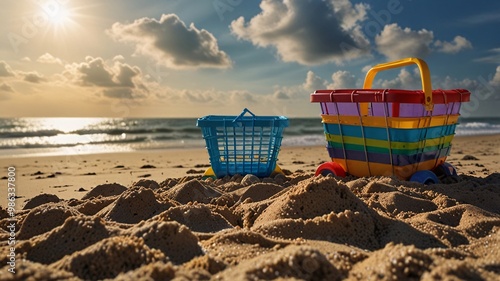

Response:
(323, 123), (457, 142)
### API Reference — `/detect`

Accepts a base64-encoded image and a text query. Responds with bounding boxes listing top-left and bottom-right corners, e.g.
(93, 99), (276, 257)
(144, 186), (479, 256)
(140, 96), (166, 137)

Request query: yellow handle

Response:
(361, 57), (433, 115)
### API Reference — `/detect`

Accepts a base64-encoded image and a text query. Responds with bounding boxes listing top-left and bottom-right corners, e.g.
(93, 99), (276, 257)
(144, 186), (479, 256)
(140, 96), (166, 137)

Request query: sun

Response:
(44, 2), (73, 26)
(49, 6), (71, 25)
(38, 1), (78, 35)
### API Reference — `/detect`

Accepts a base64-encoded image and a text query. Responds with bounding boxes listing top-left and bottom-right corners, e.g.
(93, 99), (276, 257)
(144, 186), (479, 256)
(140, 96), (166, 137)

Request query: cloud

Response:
(113, 55), (125, 62)
(490, 66), (500, 87)
(272, 70), (333, 100)
(327, 70), (358, 89)
(462, 11), (500, 25)
(375, 24), (434, 61)
(474, 48), (500, 64)
(435, 36), (472, 54)
(286, 69), (359, 96)
(0, 83), (14, 93)
(362, 65), (372, 73)
(432, 66), (500, 96)
(108, 14), (232, 69)
(230, 0), (370, 65)
(167, 88), (256, 105)
(0, 61), (15, 77)
(102, 88), (134, 99)
(303, 71), (326, 91)
(37, 53), (64, 65)
(434, 73), (500, 117)
(273, 89), (290, 100)
(65, 57), (141, 88)
(20, 71), (46, 83)
(65, 57), (116, 87)
(0, 83), (13, 100)
(63, 56), (148, 99)
(376, 24), (473, 60)
(375, 68), (421, 89)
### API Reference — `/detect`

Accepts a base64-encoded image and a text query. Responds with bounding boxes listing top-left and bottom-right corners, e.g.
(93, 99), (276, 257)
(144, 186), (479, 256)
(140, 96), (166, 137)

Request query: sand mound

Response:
(254, 209), (378, 250)
(157, 203), (234, 233)
(112, 262), (176, 281)
(253, 177), (373, 226)
(162, 179), (221, 204)
(232, 197), (277, 228)
(215, 245), (341, 280)
(366, 191), (438, 218)
(132, 179), (160, 190)
(201, 230), (291, 266)
(22, 193), (60, 210)
(375, 215), (449, 249)
(17, 202), (80, 240)
(22, 216), (117, 264)
(99, 186), (175, 224)
(248, 177), (378, 249)
(349, 239), (500, 280)
(73, 195), (118, 215)
(217, 181), (244, 193)
(50, 236), (165, 280)
(126, 220), (203, 264)
(233, 182), (286, 202)
(81, 183), (127, 200)
(0, 260), (76, 281)
(182, 255), (227, 276)
(463, 226), (500, 268)
(423, 259), (487, 280)
(362, 178), (398, 193)
(408, 204), (500, 247)
(349, 243), (433, 280)
(429, 179), (500, 214)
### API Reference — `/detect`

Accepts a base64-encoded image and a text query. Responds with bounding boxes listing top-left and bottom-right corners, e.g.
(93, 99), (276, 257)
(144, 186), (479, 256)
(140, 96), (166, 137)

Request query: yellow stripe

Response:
(322, 114), (459, 129)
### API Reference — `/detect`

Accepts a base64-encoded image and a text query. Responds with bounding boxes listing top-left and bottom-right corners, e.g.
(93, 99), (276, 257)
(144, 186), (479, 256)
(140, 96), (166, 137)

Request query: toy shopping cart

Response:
(197, 108), (289, 178)
(310, 58), (470, 184)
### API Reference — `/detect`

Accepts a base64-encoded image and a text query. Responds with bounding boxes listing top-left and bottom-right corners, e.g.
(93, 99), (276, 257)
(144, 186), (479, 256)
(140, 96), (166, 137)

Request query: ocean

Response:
(1, 117), (499, 157)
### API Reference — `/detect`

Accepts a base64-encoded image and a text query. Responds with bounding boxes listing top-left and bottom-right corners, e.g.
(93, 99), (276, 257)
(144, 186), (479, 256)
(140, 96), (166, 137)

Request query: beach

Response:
(1, 134), (499, 280)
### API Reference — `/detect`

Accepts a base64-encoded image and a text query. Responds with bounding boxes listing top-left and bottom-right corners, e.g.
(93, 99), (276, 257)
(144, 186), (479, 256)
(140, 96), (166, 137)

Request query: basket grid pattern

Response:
(197, 109), (288, 177)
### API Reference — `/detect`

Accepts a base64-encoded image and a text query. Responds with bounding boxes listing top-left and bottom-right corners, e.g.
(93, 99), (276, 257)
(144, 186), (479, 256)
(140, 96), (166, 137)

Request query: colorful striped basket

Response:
(310, 58), (470, 183)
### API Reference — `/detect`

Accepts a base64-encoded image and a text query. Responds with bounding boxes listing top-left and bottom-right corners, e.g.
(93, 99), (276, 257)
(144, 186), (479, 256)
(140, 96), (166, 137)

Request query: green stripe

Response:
(328, 141), (451, 155)
(325, 134), (454, 150)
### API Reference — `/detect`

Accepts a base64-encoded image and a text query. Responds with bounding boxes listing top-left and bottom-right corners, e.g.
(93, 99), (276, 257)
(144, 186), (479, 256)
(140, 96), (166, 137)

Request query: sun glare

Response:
(40, 1), (77, 34)
(37, 118), (103, 133)
(48, 5), (71, 25)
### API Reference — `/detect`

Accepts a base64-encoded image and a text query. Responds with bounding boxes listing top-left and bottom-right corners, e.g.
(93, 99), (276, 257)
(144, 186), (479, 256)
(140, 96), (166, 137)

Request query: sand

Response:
(0, 134), (499, 280)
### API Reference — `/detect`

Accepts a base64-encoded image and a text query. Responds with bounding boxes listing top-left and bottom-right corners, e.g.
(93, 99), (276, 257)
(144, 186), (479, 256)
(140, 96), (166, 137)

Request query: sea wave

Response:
(455, 121), (500, 136)
(0, 129), (64, 138)
(0, 136), (148, 150)
(71, 128), (174, 135)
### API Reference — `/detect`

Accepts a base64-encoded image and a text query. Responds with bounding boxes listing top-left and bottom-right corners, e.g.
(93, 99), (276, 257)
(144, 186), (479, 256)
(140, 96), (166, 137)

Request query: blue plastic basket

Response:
(197, 108), (289, 178)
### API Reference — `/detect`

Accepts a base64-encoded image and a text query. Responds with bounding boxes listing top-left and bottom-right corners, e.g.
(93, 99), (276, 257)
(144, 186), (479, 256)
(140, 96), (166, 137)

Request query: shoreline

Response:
(1, 133), (499, 160)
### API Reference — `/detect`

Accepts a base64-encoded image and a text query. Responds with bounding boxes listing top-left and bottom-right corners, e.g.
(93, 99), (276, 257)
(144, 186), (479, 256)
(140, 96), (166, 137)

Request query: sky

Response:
(0, 0), (499, 118)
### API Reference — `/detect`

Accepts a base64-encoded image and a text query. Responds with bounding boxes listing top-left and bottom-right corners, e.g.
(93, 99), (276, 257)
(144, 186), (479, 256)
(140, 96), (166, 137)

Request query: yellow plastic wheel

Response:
(271, 164), (284, 176)
(201, 167), (216, 180)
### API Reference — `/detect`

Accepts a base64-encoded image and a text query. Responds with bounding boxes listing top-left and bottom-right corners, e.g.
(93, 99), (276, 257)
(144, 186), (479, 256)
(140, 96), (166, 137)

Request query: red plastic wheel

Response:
(315, 162), (346, 177)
